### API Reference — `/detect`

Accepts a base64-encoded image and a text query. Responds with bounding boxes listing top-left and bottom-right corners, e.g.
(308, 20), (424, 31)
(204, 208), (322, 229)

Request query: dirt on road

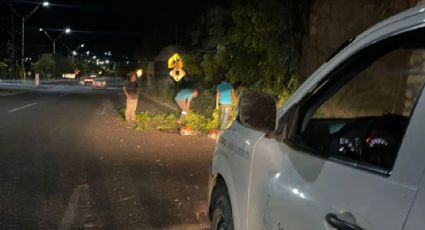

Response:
(72, 95), (216, 230)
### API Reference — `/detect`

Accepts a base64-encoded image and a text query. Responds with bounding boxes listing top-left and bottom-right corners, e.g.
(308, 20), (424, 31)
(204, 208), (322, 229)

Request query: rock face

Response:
(300, 0), (414, 79)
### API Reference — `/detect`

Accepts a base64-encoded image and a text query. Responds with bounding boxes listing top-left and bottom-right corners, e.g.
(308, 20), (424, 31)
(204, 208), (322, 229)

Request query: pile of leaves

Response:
(185, 110), (221, 132)
(135, 110), (222, 132)
(136, 112), (179, 130)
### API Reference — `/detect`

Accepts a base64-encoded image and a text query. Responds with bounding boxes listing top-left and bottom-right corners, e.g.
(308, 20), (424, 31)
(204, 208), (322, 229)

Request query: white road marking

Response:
(8, 102), (37, 113)
(58, 185), (82, 230)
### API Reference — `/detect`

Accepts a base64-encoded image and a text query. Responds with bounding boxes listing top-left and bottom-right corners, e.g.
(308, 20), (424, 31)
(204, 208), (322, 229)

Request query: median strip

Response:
(8, 102), (37, 113)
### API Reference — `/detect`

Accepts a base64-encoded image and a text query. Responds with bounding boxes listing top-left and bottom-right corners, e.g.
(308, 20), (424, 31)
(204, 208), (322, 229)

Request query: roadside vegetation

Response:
(134, 110), (223, 133)
(134, 0), (311, 132)
(181, 0), (309, 105)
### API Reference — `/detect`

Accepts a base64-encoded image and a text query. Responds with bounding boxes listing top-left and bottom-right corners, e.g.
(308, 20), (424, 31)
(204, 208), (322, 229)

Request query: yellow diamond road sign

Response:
(168, 53), (184, 69)
(170, 68), (186, 82)
(168, 53), (186, 81)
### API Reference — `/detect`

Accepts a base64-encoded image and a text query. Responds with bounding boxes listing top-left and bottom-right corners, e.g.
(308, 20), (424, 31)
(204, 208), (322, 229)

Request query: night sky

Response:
(0, 0), (209, 59)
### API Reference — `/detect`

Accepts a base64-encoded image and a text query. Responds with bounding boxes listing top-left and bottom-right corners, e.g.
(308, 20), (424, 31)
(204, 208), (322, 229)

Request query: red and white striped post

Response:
(35, 74), (40, 87)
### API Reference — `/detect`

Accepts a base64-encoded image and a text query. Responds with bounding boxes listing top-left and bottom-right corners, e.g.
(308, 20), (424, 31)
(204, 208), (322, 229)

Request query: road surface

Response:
(0, 84), (215, 230)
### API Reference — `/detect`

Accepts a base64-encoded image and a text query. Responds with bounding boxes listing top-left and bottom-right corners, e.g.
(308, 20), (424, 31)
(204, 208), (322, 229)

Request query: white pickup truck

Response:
(208, 5), (425, 230)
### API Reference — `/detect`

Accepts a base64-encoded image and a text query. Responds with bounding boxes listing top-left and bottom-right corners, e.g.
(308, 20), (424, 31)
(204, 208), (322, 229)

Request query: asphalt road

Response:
(0, 85), (215, 230)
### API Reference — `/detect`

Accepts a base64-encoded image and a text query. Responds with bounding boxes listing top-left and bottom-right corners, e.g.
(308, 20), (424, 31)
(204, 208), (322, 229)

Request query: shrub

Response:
(136, 112), (179, 130)
(135, 110), (222, 132)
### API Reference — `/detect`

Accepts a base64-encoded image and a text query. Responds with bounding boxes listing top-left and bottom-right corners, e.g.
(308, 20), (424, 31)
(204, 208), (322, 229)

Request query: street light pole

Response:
(42, 29), (70, 55)
(40, 28), (71, 78)
(11, 1), (49, 80)
(21, 16), (25, 78)
(64, 44), (85, 62)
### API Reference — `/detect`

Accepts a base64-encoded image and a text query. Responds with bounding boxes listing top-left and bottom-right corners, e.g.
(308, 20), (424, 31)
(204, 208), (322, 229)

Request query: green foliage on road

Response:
(135, 110), (221, 132)
(184, 110), (221, 131)
(136, 112), (179, 130)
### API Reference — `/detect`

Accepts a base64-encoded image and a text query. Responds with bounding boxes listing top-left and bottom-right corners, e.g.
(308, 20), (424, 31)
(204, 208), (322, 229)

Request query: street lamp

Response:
(40, 27), (71, 55)
(68, 43), (85, 58)
(11, 1), (50, 79)
(74, 44), (85, 53)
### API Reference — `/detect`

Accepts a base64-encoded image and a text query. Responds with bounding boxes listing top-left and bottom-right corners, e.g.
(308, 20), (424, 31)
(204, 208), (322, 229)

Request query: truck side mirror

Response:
(238, 92), (277, 133)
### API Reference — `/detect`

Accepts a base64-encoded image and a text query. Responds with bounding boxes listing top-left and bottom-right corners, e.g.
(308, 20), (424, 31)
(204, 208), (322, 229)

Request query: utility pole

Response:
(40, 28), (71, 78)
(21, 16), (24, 79)
(42, 30), (69, 55)
(10, 1), (49, 80)
(175, 9), (178, 46)
(10, 4), (16, 79)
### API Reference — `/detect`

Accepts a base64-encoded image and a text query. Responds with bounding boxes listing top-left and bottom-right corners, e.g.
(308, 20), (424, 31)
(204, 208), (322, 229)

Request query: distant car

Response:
(84, 77), (94, 86)
(92, 79), (106, 89)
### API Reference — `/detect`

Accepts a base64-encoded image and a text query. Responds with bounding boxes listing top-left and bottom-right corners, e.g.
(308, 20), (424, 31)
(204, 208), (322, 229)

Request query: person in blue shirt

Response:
(174, 88), (199, 124)
(216, 80), (237, 130)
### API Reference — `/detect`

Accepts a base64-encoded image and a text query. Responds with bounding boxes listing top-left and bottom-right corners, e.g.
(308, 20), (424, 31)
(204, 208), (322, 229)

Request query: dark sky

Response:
(0, 0), (209, 59)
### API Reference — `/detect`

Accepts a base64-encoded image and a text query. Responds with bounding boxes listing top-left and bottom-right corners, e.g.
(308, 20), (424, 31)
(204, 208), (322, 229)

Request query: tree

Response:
(182, 52), (204, 77)
(55, 55), (75, 76)
(34, 54), (76, 79)
(201, 0), (310, 101)
(34, 54), (54, 79)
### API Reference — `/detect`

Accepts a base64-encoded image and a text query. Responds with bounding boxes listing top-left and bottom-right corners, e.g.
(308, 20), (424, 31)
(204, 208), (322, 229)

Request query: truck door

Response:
(248, 27), (425, 230)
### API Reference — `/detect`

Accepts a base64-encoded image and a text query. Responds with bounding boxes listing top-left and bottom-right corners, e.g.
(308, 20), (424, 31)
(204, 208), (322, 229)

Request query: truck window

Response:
(297, 28), (425, 174)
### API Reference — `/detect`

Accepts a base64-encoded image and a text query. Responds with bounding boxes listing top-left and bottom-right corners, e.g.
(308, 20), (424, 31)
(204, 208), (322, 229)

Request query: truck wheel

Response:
(211, 184), (234, 230)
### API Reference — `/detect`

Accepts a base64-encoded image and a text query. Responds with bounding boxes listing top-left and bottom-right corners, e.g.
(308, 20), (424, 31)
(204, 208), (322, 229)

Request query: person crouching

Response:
(174, 88), (198, 124)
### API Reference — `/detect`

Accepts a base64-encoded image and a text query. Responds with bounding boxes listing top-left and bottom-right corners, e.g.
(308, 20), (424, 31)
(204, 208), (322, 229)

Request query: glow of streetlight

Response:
(92, 56), (97, 59)
(39, 28), (43, 32)
(72, 51), (77, 56)
(65, 27), (71, 34)
(80, 44), (85, 48)
(86, 51), (90, 55)
(136, 69), (143, 78)
(42, 1), (50, 7)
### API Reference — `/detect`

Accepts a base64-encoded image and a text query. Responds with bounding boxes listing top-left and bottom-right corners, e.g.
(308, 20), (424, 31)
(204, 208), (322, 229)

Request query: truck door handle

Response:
(325, 213), (363, 230)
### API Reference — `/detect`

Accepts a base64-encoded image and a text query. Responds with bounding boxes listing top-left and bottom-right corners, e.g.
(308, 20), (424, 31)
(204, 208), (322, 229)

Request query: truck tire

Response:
(211, 184), (234, 230)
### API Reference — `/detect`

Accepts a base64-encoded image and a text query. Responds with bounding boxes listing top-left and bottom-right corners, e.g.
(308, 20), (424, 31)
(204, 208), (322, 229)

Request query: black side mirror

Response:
(238, 92), (277, 133)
